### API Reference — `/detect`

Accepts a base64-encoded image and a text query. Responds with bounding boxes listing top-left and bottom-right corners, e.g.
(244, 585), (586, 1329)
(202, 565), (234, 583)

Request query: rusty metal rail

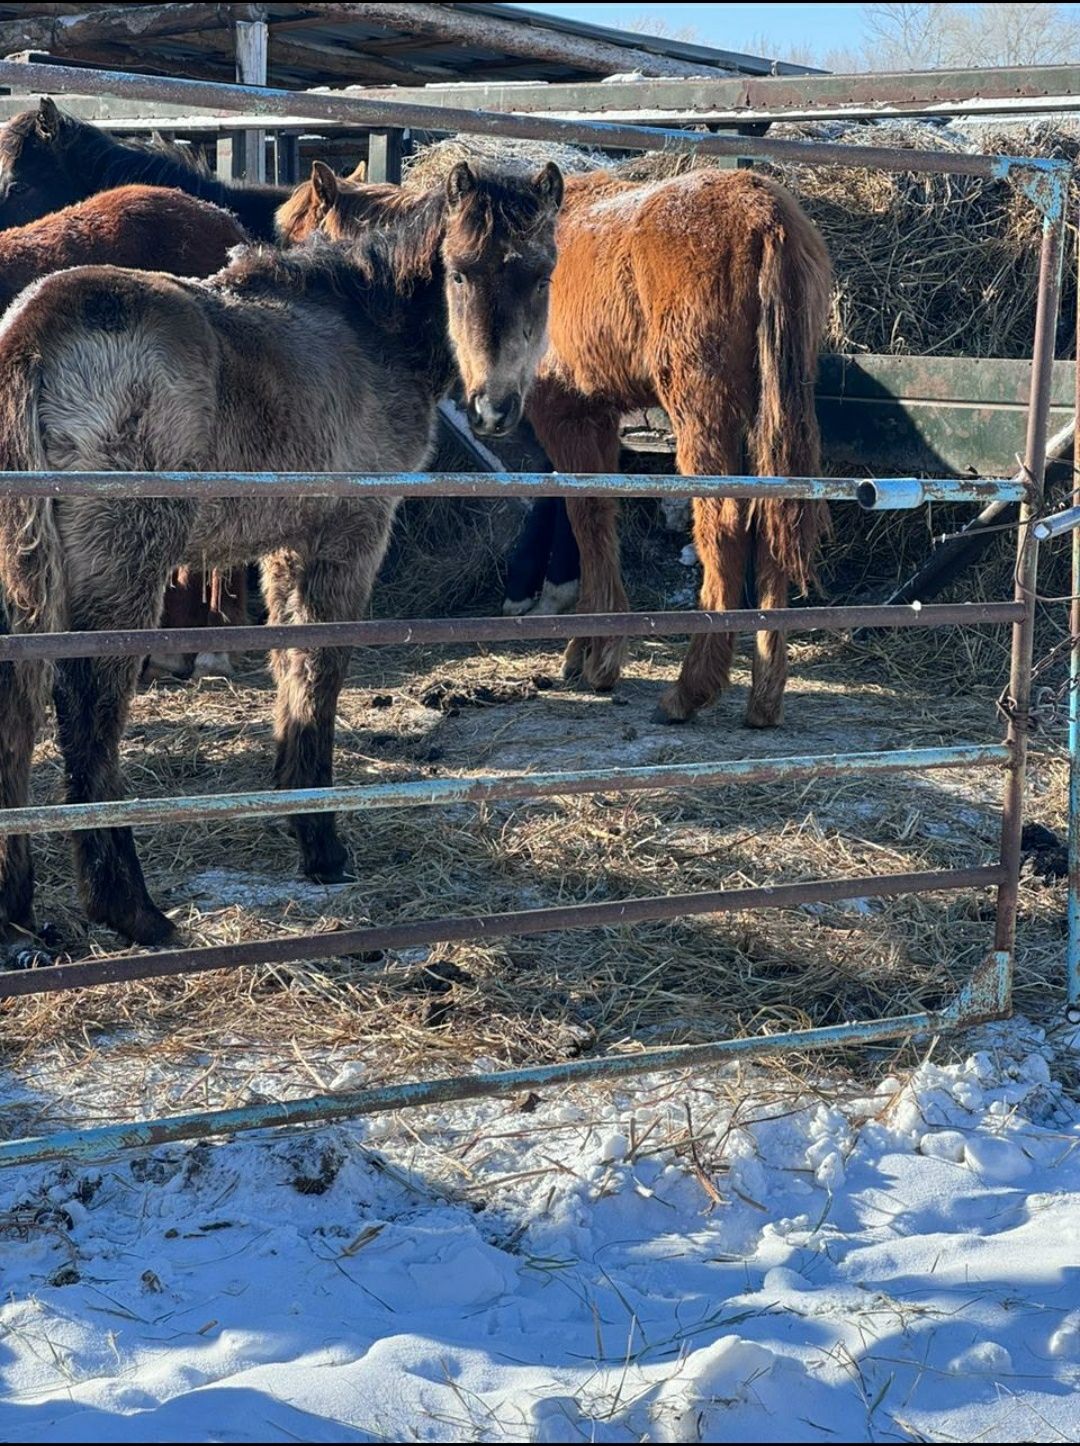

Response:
(0, 57), (1071, 191)
(0, 867), (1007, 1003)
(0, 57), (1065, 1167)
(0, 602), (1025, 663)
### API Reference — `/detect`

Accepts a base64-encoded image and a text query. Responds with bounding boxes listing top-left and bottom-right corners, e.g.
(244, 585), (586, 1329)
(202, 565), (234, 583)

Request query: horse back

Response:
(0, 186), (248, 313)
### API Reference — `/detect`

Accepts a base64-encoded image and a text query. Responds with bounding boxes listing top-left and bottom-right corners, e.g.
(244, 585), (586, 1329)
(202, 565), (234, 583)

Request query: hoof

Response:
(580, 638), (626, 694)
(7, 944), (55, 971)
(298, 834), (353, 886)
(193, 651), (234, 680)
(107, 903), (177, 947)
(562, 639), (586, 684)
(531, 578), (580, 616)
(651, 704), (690, 725)
(141, 653), (195, 683)
(502, 592), (539, 617)
(743, 710), (782, 730)
(304, 862), (357, 887)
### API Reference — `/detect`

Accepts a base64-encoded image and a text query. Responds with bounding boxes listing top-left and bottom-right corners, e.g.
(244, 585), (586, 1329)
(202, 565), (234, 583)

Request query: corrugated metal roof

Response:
(0, 2), (822, 89)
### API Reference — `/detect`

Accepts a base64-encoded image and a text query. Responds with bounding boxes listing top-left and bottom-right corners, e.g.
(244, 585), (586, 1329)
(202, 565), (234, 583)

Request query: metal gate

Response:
(0, 58), (1067, 1168)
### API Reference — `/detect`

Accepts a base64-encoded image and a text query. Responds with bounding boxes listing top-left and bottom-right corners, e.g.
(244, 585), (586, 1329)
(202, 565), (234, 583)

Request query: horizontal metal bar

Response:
(0, 866), (1006, 1001)
(0, 471), (1028, 504)
(0, 948), (1013, 1166)
(0, 746), (1008, 839)
(0, 1012), (933, 1166)
(0, 60), (1069, 183)
(0, 602), (1025, 663)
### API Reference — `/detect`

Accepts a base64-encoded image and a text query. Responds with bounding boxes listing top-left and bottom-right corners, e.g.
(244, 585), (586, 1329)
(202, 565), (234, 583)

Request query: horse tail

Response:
(748, 193), (833, 595)
(0, 350), (65, 642)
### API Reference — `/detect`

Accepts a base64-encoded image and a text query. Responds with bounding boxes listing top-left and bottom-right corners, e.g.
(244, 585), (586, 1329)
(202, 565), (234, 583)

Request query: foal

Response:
(281, 162), (832, 728)
(0, 161), (562, 949)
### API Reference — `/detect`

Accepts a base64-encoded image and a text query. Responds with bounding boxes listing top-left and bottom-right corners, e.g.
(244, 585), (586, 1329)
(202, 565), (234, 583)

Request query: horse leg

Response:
(656, 498), (750, 723)
(746, 525), (789, 729)
(656, 405), (748, 724)
(532, 500), (581, 615)
(503, 498), (557, 615)
(0, 650), (40, 950)
(527, 381), (625, 689)
(54, 564), (177, 945)
(262, 549), (367, 884)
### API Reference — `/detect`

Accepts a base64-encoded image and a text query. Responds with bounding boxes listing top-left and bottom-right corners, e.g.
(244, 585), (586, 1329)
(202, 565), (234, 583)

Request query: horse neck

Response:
(74, 127), (284, 241)
(350, 193), (455, 390)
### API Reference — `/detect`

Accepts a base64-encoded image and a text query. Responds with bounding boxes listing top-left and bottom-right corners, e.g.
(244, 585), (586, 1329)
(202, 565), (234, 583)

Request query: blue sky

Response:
(511, 2), (1080, 64)
(511, 3), (894, 58)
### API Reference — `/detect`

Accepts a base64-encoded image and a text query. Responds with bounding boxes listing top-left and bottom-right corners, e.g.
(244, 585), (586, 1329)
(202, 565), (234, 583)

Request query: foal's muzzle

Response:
(467, 391), (523, 438)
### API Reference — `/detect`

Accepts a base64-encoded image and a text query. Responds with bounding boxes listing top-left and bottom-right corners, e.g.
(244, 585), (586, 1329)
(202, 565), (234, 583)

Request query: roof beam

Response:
(0, 4), (242, 54)
(262, 3), (735, 78)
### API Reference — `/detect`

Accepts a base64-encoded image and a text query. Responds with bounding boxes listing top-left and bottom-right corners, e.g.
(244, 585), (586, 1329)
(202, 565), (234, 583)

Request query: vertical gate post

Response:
(1070, 214), (1080, 1011)
(995, 195), (1067, 979)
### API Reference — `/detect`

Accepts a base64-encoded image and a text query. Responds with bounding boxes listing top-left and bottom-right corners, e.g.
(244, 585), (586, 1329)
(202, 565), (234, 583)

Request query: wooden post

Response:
(234, 13), (267, 182)
(274, 132), (300, 186)
(215, 132), (239, 181)
(367, 128), (408, 185)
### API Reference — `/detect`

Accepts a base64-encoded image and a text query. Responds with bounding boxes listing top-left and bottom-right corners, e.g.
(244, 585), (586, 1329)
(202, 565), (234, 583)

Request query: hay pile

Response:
(410, 119), (1079, 360)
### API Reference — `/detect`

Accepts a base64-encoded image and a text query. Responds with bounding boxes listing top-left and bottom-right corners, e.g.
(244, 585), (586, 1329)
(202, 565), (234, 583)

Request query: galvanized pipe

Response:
(0, 745), (1009, 839)
(0, 866), (1005, 1001)
(0, 1007), (951, 1168)
(1070, 213), (1080, 1010)
(995, 204), (1066, 961)
(0, 601), (1025, 663)
(0, 59), (1070, 185)
(0, 470), (1027, 504)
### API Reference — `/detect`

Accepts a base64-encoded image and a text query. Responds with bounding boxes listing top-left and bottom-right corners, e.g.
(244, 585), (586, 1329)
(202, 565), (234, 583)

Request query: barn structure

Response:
(0, 2), (817, 181)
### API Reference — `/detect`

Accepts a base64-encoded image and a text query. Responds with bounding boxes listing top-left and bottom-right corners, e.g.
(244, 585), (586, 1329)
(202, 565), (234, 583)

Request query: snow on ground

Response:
(2, 1017), (1080, 1442)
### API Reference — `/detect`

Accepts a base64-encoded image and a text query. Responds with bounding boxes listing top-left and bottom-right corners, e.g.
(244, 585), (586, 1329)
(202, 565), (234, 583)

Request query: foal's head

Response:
(0, 98), (84, 228)
(279, 157), (563, 437)
(440, 160), (562, 436)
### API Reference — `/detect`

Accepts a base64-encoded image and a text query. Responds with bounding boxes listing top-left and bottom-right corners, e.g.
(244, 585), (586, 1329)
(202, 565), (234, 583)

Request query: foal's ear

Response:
(533, 161), (564, 211)
(345, 158), (367, 184)
(35, 96), (62, 143)
(310, 160), (338, 213)
(446, 161), (477, 208)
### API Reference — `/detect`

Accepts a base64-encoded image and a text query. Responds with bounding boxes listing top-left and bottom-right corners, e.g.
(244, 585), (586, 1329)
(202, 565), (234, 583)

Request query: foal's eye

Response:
(536, 276), (551, 292)
(450, 271), (465, 286)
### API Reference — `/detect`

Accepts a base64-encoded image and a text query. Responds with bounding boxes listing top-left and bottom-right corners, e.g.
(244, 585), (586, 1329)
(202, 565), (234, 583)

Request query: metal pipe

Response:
(0, 746), (1009, 839)
(1033, 504), (1080, 540)
(0, 470), (1027, 504)
(856, 479), (933, 511)
(0, 59), (1070, 184)
(1070, 213), (1080, 1010)
(0, 601), (1025, 664)
(0, 866), (1006, 1001)
(995, 205), (1066, 962)
(0, 1010), (944, 1168)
